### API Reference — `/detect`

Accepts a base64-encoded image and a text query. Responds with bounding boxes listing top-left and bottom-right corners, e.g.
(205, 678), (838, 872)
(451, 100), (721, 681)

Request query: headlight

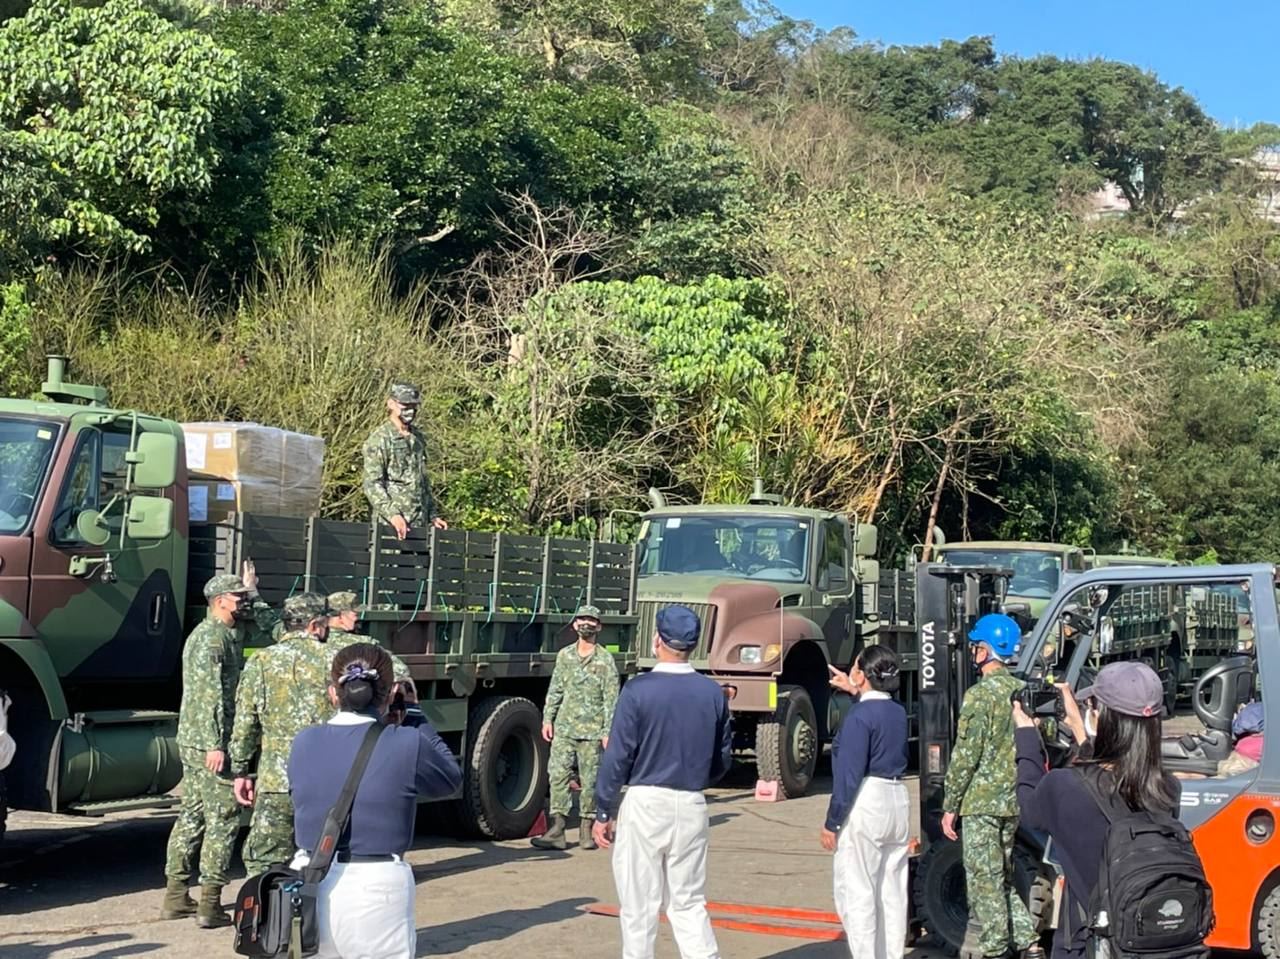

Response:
(739, 646), (762, 664)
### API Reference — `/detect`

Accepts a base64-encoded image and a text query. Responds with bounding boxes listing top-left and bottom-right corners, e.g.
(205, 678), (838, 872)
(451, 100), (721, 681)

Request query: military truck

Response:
(629, 485), (921, 798)
(0, 358), (639, 843)
(933, 540), (1088, 625)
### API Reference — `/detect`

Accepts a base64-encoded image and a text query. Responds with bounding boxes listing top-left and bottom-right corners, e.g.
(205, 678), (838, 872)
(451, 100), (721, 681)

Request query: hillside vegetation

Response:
(2, 0), (1277, 562)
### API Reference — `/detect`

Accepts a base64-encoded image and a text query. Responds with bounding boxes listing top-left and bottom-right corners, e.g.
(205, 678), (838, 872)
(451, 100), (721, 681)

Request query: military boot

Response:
(530, 814), (567, 850)
(196, 885), (231, 929)
(579, 821), (597, 850)
(159, 878), (197, 919)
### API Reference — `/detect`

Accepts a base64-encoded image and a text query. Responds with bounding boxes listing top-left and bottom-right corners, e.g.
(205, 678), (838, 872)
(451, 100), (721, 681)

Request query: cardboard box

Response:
(183, 422), (325, 522)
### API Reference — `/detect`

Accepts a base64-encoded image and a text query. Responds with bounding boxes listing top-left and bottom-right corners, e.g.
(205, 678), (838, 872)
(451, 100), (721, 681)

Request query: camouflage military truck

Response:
(630, 485), (916, 798)
(0, 358), (639, 844)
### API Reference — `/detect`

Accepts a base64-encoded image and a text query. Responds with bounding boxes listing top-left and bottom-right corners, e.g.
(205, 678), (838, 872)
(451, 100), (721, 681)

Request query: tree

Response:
(0, 0), (240, 267)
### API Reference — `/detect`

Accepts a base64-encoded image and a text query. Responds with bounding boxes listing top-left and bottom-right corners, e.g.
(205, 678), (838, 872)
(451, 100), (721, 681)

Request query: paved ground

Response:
(0, 768), (942, 959)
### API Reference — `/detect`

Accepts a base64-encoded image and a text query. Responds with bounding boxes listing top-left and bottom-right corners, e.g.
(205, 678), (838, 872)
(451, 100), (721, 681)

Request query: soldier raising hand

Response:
(362, 383), (448, 540)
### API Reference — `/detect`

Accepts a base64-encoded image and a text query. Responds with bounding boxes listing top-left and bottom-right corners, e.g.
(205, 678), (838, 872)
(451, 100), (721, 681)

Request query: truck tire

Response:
(459, 696), (548, 840)
(755, 685), (818, 799)
(914, 837), (1045, 955)
(1258, 883), (1280, 959)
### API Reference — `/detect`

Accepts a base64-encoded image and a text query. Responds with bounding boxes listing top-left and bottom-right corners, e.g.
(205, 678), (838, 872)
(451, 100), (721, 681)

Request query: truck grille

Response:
(636, 601), (716, 659)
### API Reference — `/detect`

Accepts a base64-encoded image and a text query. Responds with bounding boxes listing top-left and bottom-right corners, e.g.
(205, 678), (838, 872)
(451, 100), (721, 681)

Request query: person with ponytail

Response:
(287, 643), (461, 959)
(821, 646), (911, 959)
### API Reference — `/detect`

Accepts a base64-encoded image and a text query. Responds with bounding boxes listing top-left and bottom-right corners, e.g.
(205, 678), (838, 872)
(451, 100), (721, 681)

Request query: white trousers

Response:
(289, 853), (416, 959)
(832, 777), (910, 959)
(612, 785), (720, 959)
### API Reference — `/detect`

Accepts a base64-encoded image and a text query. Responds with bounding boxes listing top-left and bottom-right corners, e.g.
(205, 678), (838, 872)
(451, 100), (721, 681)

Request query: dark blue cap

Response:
(656, 605), (701, 651)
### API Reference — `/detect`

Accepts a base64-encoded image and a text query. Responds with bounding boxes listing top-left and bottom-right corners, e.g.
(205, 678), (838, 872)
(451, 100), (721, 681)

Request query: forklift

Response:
(912, 562), (1280, 958)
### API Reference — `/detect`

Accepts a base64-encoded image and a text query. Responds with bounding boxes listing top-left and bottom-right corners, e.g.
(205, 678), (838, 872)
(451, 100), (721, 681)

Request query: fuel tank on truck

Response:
(55, 710), (181, 809)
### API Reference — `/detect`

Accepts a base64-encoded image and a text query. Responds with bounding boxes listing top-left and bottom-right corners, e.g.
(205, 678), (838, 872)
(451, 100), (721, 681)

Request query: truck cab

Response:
(631, 489), (889, 797)
(935, 541), (1088, 624)
(0, 358), (185, 828)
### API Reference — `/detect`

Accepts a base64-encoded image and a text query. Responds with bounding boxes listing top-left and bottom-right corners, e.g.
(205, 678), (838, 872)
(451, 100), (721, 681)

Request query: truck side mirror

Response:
(75, 510), (112, 547)
(853, 523), (877, 558)
(127, 495), (174, 540)
(129, 432), (178, 489)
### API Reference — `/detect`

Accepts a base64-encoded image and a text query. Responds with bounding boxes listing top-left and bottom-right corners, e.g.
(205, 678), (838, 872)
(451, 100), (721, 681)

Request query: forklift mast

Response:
(914, 563), (1013, 844)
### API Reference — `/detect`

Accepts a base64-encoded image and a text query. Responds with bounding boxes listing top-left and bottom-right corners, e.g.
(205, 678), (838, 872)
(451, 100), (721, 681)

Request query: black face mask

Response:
(398, 407), (418, 426)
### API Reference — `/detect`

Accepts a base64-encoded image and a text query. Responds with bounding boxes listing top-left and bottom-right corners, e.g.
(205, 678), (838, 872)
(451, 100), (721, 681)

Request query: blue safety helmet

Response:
(968, 613), (1022, 660)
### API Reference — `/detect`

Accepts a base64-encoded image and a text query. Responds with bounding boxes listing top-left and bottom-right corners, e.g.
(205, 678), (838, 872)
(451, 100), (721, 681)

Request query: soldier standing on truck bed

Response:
(941, 614), (1043, 959)
(161, 564), (278, 929)
(361, 383), (449, 541)
(229, 593), (334, 880)
(532, 604), (620, 851)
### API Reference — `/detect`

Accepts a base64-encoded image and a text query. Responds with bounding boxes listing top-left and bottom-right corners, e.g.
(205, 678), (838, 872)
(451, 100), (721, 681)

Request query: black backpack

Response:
(1075, 766), (1213, 959)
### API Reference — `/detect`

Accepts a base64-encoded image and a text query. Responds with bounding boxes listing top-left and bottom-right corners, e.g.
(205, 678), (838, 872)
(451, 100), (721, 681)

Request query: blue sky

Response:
(776, 1), (1278, 128)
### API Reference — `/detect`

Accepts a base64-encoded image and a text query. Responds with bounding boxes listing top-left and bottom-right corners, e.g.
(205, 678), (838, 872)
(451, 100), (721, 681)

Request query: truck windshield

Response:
(638, 515), (810, 583)
(939, 548), (1062, 598)
(0, 417), (58, 533)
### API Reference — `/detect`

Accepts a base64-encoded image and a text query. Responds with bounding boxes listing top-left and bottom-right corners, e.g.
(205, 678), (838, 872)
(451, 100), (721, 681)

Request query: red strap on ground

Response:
(705, 901), (842, 925)
(581, 902), (847, 941)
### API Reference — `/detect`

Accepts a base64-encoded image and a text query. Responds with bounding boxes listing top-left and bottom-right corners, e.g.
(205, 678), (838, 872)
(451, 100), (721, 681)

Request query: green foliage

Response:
(0, 280), (34, 397)
(0, 0), (240, 261)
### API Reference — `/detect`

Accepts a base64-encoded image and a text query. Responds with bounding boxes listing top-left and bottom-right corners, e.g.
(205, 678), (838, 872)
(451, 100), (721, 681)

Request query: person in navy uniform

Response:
(592, 605), (733, 959)
(823, 646), (911, 959)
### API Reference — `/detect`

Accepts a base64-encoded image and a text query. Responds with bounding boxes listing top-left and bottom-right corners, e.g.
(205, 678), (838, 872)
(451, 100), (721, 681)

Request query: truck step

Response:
(63, 796), (180, 817)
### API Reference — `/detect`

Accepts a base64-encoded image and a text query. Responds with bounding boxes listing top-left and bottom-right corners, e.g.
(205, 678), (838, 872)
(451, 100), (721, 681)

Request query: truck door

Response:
(818, 518), (855, 666)
(28, 421), (184, 693)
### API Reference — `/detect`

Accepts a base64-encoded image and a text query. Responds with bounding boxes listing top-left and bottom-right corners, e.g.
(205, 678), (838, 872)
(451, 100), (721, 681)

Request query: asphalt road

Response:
(0, 769), (942, 959)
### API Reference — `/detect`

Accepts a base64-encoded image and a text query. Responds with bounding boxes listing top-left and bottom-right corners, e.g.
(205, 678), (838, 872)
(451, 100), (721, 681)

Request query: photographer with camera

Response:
(287, 643), (461, 959)
(1013, 662), (1193, 959)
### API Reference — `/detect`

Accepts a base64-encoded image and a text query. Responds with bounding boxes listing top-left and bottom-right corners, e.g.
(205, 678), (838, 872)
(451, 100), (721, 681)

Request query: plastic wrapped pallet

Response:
(182, 422), (324, 523)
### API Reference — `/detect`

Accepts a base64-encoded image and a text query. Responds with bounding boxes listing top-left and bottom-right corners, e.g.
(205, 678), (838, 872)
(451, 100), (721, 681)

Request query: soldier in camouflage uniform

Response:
(326, 591), (412, 685)
(162, 565), (278, 929)
(942, 614), (1041, 959)
(361, 383), (448, 541)
(230, 593), (334, 877)
(532, 605), (620, 851)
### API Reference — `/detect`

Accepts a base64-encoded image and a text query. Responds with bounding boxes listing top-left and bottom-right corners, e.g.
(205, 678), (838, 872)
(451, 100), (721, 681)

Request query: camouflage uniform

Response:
(229, 594), (333, 875)
(543, 641), (620, 819)
(361, 419), (438, 528)
(943, 667), (1037, 958)
(325, 591), (412, 684)
(165, 577), (278, 887)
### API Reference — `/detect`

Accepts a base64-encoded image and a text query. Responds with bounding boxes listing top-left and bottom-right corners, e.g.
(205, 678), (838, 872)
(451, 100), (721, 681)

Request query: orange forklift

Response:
(913, 562), (1278, 957)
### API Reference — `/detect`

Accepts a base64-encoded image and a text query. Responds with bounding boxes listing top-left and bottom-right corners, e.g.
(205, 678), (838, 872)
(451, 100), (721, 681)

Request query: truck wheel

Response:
(755, 685), (818, 799)
(915, 837), (1045, 955)
(1258, 883), (1280, 959)
(459, 696), (548, 840)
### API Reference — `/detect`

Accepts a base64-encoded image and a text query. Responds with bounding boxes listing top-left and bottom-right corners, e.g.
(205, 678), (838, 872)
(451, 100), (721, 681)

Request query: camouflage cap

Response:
(283, 591), (330, 623)
(388, 383), (421, 405)
(327, 590), (365, 614)
(204, 574), (250, 600)
(573, 604), (602, 622)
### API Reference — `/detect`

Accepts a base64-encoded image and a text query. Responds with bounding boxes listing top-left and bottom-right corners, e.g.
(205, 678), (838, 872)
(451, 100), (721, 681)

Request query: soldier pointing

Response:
(362, 383), (448, 540)
(162, 564), (278, 929)
(532, 604), (620, 851)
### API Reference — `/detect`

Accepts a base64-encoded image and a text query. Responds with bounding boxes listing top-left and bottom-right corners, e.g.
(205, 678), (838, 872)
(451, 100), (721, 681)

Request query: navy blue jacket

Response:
(593, 664), (733, 821)
(289, 713), (461, 857)
(824, 693), (909, 833)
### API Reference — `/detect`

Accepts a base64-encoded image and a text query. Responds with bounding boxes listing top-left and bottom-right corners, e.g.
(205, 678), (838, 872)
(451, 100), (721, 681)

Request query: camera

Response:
(1013, 678), (1064, 720)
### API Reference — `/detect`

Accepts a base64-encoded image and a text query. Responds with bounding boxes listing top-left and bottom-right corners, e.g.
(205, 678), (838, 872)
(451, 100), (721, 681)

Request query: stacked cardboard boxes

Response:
(182, 422), (325, 524)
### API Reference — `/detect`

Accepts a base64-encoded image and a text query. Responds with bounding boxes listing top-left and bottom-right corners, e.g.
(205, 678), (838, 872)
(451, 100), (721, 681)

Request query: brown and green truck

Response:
(630, 486), (919, 798)
(0, 358), (639, 843)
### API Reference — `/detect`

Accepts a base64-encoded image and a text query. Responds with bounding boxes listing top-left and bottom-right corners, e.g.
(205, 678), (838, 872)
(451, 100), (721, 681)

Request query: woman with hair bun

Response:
(822, 645), (911, 959)
(288, 643), (461, 959)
